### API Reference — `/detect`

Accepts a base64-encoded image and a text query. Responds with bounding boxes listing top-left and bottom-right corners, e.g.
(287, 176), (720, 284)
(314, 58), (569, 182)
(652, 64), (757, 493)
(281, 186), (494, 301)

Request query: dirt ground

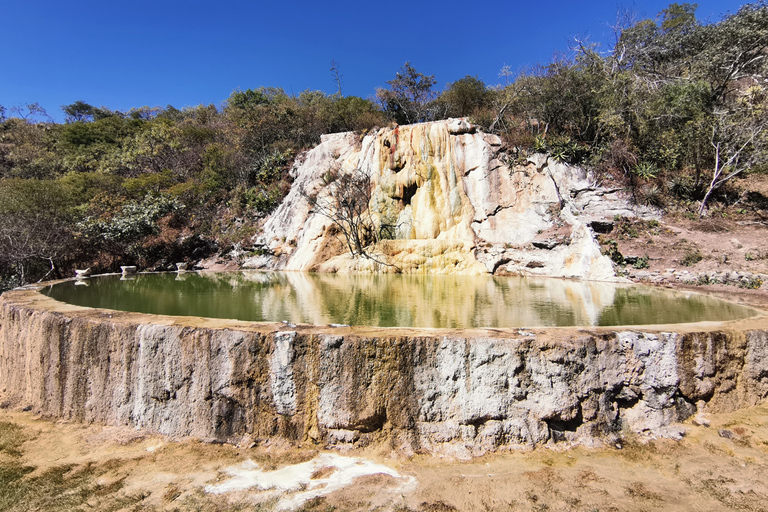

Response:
(606, 174), (768, 279)
(609, 215), (768, 275)
(1, 402), (767, 512)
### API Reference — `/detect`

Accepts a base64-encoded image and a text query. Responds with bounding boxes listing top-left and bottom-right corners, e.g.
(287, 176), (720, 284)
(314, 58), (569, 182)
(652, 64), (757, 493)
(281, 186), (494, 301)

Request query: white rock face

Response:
(2, 291), (767, 456)
(270, 331), (297, 416)
(245, 119), (655, 280)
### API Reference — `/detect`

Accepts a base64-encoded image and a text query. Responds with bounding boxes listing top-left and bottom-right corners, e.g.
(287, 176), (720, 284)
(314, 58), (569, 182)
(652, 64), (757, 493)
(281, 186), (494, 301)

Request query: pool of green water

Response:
(42, 271), (758, 328)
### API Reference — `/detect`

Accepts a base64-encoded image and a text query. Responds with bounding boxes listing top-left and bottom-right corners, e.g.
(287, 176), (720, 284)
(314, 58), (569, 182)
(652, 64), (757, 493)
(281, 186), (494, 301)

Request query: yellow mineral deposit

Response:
(252, 119), (640, 280)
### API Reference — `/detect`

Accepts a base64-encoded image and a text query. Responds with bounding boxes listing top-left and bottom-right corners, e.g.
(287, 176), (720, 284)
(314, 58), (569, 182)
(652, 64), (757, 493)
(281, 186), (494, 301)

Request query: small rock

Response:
(447, 118), (475, 134)
(718, 429), (737, 439)
(692, 414), (710, 427)
(657, 426), (686, 440)
(532, 239), (560, 250)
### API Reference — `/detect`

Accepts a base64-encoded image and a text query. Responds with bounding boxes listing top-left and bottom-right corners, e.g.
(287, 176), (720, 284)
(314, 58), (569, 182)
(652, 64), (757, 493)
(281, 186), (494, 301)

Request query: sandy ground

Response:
(1, 402), (767, 512)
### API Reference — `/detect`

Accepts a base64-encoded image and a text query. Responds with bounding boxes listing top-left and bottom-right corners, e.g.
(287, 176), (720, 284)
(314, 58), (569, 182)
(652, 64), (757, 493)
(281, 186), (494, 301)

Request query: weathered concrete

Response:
(2, 287), (766, 457)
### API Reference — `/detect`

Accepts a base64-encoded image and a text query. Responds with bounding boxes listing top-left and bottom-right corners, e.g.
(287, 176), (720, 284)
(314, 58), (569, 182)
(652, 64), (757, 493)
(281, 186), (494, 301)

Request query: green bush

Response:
(78, 194), (182, 250)
(633, 255), (650, 269)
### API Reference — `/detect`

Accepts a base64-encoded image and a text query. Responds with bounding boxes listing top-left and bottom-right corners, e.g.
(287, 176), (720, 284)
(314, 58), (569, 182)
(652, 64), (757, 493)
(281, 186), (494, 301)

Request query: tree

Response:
(376, 62), (437, 124)
(327, 96), (384, 133)
(0, 179), (75, 287)
(9, 103), (51, 123)
(63, 101), (96, 123)
(438, 75), (491, 118)
(330, 60), (343, 97)
(694, 2), (768, 102)
(698, 85), (768, 215)
(301, 164), (378, 258)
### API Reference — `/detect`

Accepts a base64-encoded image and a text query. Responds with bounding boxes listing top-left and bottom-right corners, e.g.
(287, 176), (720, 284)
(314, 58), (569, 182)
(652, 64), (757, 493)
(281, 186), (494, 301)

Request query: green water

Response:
(42, 271), (758, 328)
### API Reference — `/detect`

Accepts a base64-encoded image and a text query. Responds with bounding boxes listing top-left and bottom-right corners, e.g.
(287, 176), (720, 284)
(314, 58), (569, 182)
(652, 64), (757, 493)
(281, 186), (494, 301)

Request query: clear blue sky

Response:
(1, 0), (750, 122)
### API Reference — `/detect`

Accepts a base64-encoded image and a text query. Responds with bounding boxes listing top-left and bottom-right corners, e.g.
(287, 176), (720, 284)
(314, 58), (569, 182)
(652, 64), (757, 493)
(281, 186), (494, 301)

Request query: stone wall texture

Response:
(2, 290), (767, 457)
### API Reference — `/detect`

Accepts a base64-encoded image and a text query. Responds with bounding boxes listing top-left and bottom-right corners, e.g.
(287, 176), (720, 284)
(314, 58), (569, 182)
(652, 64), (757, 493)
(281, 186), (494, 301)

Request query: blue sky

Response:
(1, 0), (750, 122)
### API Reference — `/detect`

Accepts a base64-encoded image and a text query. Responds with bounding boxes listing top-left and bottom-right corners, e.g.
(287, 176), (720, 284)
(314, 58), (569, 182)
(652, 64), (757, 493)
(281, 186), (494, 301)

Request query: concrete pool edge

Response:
(2, 285), (768, 457)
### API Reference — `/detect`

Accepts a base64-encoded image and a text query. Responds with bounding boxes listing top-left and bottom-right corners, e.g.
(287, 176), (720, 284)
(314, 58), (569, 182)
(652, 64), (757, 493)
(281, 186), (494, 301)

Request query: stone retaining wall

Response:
(1, 289), (767, 457)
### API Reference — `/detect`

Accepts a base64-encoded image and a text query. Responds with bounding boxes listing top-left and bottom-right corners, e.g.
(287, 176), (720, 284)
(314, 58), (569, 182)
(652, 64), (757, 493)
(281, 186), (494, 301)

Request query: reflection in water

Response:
(43, 271), (758, 328)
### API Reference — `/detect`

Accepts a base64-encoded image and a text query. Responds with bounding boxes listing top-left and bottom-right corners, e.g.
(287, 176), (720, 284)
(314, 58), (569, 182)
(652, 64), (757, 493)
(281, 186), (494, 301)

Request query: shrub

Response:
(739, 276), (763, 289)
(681, 249), (703, 266)
(632, 161), (659, 180)
(78, 194), (182, 253)
(633, 255), (650, 269)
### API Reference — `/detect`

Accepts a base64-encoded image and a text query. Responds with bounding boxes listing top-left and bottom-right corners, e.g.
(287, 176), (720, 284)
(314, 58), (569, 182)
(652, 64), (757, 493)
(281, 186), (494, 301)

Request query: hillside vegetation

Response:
(1, 2), (766, 291)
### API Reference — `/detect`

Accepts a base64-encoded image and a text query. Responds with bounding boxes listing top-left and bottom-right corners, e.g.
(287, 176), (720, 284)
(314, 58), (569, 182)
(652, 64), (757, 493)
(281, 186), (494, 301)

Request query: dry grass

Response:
(0, 404), (767, 511)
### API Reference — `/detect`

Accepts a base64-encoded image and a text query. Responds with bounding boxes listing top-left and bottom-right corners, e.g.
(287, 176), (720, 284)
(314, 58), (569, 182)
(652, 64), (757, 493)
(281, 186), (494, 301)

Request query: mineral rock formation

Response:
(2, 290), (766, 457)
(245, 120), (655, 279)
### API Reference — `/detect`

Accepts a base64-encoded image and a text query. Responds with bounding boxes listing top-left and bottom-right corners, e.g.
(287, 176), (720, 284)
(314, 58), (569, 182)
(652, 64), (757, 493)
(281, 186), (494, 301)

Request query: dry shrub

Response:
(625, 481), (664, 501)
(418, 501), (458, 512)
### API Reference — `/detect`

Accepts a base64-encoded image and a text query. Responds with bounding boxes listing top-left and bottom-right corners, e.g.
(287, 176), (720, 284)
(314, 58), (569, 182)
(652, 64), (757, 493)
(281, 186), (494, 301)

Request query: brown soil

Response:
(610, 215), (768, 276)
(606, 173), (768, 280)
(2, 403), (767, 511)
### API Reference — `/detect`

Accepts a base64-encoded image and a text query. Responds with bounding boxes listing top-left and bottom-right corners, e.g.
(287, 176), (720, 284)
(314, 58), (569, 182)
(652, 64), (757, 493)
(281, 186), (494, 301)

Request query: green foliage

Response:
(639, 184), (665, 208)
(0, 118), (63, 179)
(376, 62), (437, 124)
(78, 195), (182, 252)
(249, 149), (291, 186)
(633, 255), (650, 269)
(57, 171), (123, 205)
(0, 179), (76, 286)
(123, 170), (175, 198)
(613, 217), (640, 239)
(548, 135), (588, 164)
(484, 2), (768, 214)
(438, 75), (492, 118)
(326, 95), (384, 133)
(633, 162), (659, 180)
(669, 175), (704, 201)
(231, 185), (283, 216)
(600, 238), (625, 265)
(62, 101), (96, 123)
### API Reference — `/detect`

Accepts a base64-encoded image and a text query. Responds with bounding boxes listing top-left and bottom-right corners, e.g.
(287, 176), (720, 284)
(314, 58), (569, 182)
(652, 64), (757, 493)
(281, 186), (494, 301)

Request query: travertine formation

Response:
(1, 122), (765, 456)
(245, 119), (654, 279)
(2, 290), (766, 457)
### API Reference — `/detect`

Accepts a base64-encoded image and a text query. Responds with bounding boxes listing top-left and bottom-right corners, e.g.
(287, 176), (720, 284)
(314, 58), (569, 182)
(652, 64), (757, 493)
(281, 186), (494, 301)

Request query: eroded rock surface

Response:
(245, 120), (656, 279)
(2, 291), (766, 457)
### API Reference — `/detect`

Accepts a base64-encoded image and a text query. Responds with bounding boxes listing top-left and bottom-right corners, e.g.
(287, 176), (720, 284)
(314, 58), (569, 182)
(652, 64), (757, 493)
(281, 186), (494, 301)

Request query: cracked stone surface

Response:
(2, 289), (766, 457)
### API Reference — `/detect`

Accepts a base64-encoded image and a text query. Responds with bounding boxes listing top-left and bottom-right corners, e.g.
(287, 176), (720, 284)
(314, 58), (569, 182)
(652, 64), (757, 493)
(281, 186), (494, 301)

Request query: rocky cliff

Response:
(2, 290), (766, 457)
(245, 119), (654, 279)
